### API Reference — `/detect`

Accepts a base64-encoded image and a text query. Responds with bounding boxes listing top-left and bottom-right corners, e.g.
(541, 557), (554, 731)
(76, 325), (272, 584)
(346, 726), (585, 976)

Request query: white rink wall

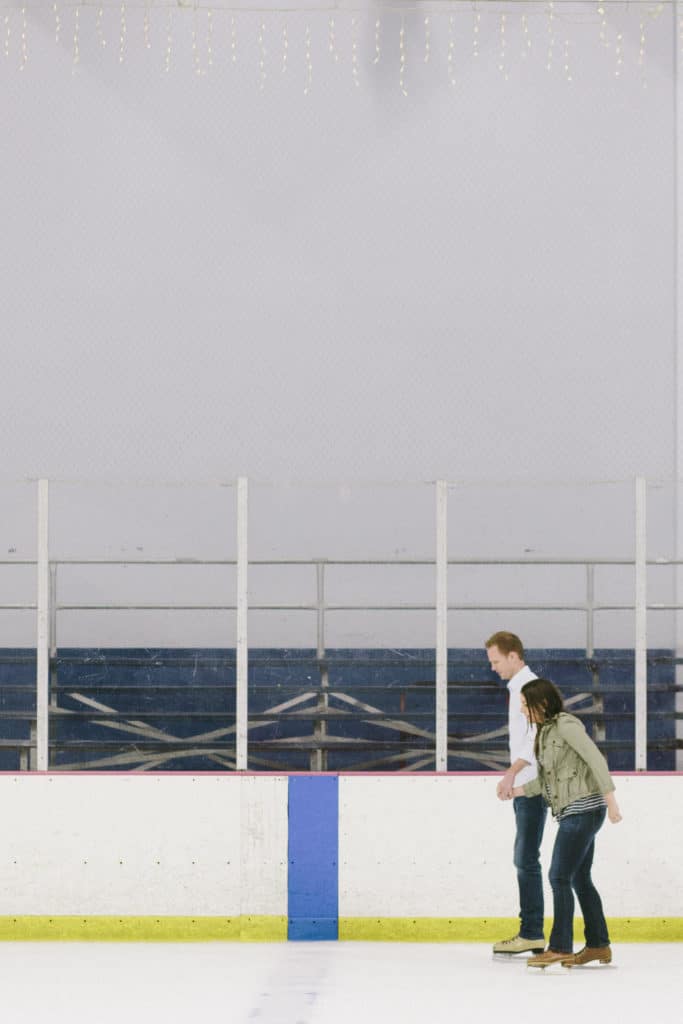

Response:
(338, 775), (683, 918)
(0, 775), (288, 916)
(0, 774), (680, 919)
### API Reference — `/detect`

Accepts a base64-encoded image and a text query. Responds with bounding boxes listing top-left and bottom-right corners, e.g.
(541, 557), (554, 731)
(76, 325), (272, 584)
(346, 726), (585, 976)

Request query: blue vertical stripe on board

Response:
(288, 775), (339, 941)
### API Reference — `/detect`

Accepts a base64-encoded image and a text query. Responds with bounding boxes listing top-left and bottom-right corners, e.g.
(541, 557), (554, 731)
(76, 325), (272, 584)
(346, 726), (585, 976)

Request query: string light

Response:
(192, 7), (201, 75)
(0, 5), (671, 88)
(328, 16), (338, 63)
(19, 6), (27, 71)
(546, 1), (555, 73)
(498, 13), (508, 81)
(351, 14), (360, 88)
(373, 17), (381, 65)
(144, 2), (151, 51)
(164, 6), (172, 71)
(96, 6), (106, 49)
(282, 23), (288, 74)
(597, 4), (609, 50)
(447, 14), (456, 87)
(521, 13), (531, 59)
(119, 2), (127, 65)
(614, 30), (623, 77)
(258, 20), (266, 90)
(303, 23), (312, 95)
(638, 12), (647, 89)
(206, 9), (213, 72)
(563, 37), (572, 83)
(472, 8), (481, 61)
(72, 5), (80, 69)
(4, 10), (11, 60)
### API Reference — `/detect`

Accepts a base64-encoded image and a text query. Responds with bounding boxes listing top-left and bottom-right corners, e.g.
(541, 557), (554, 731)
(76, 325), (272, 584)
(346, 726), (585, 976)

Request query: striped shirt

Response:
(544, 782), (606, 821)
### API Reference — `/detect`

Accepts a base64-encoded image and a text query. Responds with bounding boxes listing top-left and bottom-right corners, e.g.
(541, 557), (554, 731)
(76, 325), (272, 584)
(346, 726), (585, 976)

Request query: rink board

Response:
(0, 773), (680, 940)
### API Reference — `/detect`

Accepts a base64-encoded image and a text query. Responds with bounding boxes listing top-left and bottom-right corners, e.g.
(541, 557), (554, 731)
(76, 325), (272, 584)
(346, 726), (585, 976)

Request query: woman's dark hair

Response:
(521, 678), (564, 756)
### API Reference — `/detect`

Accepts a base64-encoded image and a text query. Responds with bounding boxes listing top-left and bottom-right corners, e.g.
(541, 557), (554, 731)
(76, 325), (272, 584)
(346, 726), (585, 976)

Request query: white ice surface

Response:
(0, 942), (679, 1024)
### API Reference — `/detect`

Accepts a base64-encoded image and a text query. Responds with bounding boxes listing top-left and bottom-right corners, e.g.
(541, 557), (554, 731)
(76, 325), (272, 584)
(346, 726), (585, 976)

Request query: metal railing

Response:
(0, 476), (680, 771)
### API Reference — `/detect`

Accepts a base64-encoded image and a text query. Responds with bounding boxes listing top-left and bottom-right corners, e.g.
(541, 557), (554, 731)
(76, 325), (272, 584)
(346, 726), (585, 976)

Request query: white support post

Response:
(435, 481), (448, 772)
(634, 477), (648, 771)
(236, 477), (249, 771)
(36, 479), (50, 772)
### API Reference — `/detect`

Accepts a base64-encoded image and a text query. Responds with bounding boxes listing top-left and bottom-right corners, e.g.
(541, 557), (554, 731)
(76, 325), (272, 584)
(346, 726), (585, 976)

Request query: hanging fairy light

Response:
(4, 10), (12, 60)
(144, 2), (151, 51)
(351, 14), (360, 87)
(206, 9), (213, 72)
(257, 20), (266, 89)
(546, 1), (556, 72)
(447, 14), (456, 87)
(96, 6), (106, 49)
(373, 17), (381, 65)
(19, 6), (27, 71)
(164, 6), (172, 71)
(230, 13), (237, 64)
(303, 23), (312, 95)
(472, 8), (481, 61)
(399, 15), (407, 96)
(563, 37), (572, 83)
(72, 5), (80, 69)
(521, 13), (531, 59)
(498, 12), (508, 80)
(328, 16), (338, 63)
(0, 4), (672, 88)
(598, 4), (609, 49)
(614, 30), (623, 77)
(282, 22), (288, 74)
(119, 2), (127, 65)
(192, 6), (201, 75)
(638, 11), (647, 89)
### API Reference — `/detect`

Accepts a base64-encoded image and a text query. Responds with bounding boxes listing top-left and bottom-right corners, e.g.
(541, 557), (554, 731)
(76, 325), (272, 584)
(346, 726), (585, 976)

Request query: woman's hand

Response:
(605, 792), (622, 824)
(511, 786), (525, 798)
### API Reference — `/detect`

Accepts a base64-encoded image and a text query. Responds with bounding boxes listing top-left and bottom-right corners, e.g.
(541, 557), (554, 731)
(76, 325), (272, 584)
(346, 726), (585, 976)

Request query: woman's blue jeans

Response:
(548, 805), (610, 953)
(513, 795), (547, 939)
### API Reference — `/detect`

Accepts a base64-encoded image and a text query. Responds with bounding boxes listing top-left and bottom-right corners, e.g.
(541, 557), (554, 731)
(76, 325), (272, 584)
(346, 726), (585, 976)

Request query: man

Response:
(486, 631), (546, 955)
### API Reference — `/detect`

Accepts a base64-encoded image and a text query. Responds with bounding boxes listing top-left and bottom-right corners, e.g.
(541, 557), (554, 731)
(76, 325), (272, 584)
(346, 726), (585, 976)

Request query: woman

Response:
(511, 678), (622, 969)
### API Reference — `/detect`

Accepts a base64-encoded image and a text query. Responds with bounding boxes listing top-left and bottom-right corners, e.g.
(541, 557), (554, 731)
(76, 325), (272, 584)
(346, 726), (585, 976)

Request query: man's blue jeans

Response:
(513, 794), (547, 939)
(548, 806), (610, 953)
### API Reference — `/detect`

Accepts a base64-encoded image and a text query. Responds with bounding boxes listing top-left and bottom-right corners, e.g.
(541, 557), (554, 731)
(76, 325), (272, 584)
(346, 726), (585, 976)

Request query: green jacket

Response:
(522, 712), (615, 816)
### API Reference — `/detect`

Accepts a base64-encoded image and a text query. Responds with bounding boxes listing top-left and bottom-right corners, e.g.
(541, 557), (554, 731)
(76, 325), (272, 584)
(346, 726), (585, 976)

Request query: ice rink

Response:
(1, 942), (679, 1024)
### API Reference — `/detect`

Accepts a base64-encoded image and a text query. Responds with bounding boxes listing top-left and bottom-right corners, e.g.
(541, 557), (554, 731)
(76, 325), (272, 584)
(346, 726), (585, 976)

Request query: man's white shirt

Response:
(507, 664), (538, 787)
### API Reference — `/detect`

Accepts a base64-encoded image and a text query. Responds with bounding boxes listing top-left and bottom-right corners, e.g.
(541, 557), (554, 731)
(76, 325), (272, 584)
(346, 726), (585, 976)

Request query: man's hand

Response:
(496, 771), (515, 801)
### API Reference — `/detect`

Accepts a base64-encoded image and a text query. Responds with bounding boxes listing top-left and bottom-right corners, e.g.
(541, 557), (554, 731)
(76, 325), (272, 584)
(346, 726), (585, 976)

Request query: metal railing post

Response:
(313, 561), (329, 772)
(634, 477), (648, 771)
(36, 479), (50, 771)
(435, 481), (448, 771)
(236, 477), (249, 771)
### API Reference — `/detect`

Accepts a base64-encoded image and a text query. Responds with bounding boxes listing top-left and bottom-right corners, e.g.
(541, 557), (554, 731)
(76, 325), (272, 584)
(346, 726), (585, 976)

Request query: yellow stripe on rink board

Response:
(338, 918), (683, 942)
(0, 916), (288, 942)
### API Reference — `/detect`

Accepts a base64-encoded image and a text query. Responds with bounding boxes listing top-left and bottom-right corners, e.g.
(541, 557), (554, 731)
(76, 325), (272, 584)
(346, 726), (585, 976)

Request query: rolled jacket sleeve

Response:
(556, 715), (615, 795)
(523, 778), (542, 798)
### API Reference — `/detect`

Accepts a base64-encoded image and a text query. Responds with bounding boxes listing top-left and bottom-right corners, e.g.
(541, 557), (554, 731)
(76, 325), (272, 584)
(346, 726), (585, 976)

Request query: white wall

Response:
(0, 4), (677, 486)
(0, 5), (679, 655)
(339, 774), (683, 917)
